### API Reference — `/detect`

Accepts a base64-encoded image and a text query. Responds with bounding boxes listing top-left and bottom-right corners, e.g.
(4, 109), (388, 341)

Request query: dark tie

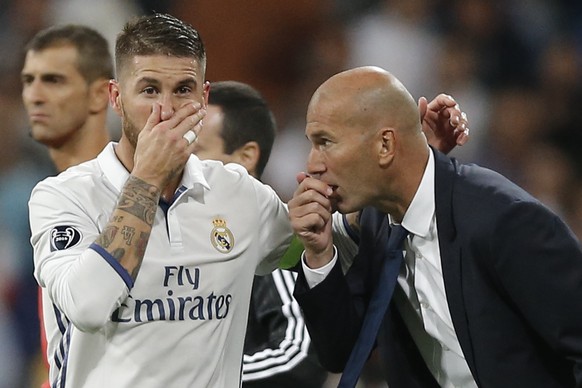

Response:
(338, 224), (408, 388)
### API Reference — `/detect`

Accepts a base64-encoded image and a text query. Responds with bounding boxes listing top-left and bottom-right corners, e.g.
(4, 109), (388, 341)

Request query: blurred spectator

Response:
(48, 0), (141, 53)
(345, 0), (442, 99)
(520, 142), (577, 217)
(435, 33), (491, 163)
(171, 0), (330, 120)
(263, 18), (350, 201)
(444, 0), (538, 89)
(0, 0), (50, 73)
(476, 87), (546, 183)
(537, 36), (582, 174)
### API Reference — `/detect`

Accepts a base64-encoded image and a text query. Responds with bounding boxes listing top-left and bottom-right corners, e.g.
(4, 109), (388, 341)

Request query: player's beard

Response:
(120, 105), (140, 149)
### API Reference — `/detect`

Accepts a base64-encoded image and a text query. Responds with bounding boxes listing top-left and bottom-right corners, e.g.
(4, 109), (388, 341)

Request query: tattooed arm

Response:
(92, 102), (206, 281)
(29, 174), (160, 332)
(94, 176), (160, 281)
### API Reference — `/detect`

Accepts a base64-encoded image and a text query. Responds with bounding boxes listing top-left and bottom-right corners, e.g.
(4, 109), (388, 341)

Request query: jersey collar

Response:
(97, 142), (210, 193)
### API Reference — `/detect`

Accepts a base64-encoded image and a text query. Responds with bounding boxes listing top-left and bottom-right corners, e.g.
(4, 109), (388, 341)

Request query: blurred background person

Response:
(22, 24), (113, 173)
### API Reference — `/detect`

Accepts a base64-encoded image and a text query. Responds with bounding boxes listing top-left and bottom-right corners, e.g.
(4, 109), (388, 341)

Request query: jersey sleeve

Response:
(252, 180), (294, 276)
(29, 180), (131, 333)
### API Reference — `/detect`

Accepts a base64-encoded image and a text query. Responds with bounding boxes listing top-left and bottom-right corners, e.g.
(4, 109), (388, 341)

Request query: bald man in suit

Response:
(289, 66), (582, 388)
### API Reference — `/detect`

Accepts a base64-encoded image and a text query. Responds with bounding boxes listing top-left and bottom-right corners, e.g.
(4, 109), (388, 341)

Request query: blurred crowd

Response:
(0, 0), (580, 387)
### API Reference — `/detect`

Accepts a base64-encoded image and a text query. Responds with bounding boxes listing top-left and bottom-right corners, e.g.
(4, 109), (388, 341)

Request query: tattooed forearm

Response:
(96, 225), (119, 248)
(117, 176), (160, 225)
(111, 248), (126, 260)
(130, 262), (142, 280)
(121, 226), (136, 245)
(92, 175), (158, 281)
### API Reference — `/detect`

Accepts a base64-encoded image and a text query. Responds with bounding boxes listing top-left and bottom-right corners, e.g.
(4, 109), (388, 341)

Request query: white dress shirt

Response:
(394, 150), (476, 388)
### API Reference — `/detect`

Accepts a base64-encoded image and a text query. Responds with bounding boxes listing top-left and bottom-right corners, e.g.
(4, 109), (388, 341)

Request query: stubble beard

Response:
(120, 105), (140, 149)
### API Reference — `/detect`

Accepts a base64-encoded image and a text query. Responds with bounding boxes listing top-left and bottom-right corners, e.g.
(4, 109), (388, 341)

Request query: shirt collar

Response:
(389, 149), (435, 238)
(97, 142), (210, 193)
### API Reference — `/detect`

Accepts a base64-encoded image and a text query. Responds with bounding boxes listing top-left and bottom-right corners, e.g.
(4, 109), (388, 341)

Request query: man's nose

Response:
(306, 148), (325, 175)
(159, 94), (175, 121)
(23, 81), (45, 105)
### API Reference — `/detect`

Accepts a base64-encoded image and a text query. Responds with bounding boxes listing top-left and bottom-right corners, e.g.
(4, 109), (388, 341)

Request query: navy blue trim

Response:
(174, 185), (187, 200)
(52, 322), (71, 388)
(342, 214), (360, 245)
(159, 198), (171, 234)
(159, 185), (187, 234)
(89, 243), (134, 289)
(59, 327), (72, 388)
(53, 304), (67, 334)
(54, 350), (62, 369)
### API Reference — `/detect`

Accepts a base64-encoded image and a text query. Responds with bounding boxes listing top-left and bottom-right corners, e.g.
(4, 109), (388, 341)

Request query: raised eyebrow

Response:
(136, 77), (160, 87)
(176, 78), (198, 89)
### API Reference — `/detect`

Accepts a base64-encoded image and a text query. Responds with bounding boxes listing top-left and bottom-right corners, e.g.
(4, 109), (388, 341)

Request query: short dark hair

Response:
(25, 24), (114, 83)
(208, 81), (276, 178)
(115, 13), (206, 79)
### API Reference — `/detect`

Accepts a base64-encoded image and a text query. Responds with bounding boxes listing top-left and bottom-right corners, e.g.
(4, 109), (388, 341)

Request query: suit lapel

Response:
(433, 149), (480, 383)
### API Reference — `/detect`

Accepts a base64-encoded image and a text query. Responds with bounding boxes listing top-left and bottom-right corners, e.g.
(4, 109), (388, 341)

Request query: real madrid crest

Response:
(210, 218), (235, 253)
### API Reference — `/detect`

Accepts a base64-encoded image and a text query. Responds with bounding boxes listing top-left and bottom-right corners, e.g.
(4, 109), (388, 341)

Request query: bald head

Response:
(308, 66), (421, 137)
(304, 66), (429, 217)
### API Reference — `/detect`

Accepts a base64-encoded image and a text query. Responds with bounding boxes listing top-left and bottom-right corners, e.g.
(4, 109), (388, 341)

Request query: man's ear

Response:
(109, 79), (122, 115)
(378, 128), (396, 167)
(89, 78), (110, 114)
(202, 81), (210, 108)
(232, 141), (260, 177)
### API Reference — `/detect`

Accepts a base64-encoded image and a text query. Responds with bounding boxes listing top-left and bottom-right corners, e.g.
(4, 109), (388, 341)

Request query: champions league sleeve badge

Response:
(210, 218), (234, 253)
(50, 225), (82, 252)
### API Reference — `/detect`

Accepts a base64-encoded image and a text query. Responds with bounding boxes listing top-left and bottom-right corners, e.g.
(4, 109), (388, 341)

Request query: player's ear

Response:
(109, 79), (122, 115)
(202, 81), (210, 109)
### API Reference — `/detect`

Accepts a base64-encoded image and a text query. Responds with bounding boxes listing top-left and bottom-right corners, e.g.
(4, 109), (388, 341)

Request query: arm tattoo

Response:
(93, 176), (158, 281)
(121, 226), (136, 245)
(117, 176), (160, 226)
(111, 248), (126, 260)
(96, 225), (118, 248)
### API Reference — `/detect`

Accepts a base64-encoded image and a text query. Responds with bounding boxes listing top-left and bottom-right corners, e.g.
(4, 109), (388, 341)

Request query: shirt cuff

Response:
(302, 245), (338, 289)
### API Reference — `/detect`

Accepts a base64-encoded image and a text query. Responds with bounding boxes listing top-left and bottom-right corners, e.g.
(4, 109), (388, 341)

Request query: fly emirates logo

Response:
(111, 265), (232, 323)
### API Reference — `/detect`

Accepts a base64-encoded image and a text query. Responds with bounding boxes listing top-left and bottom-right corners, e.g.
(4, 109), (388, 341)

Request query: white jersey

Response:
(30, 143), (293, 388)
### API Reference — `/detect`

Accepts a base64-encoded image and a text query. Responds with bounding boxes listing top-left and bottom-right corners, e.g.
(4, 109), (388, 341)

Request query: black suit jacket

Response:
(295, 149), (582, 387)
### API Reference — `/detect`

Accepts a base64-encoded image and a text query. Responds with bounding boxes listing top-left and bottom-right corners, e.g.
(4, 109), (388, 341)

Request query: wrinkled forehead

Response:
(118, 54), (205, 82)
